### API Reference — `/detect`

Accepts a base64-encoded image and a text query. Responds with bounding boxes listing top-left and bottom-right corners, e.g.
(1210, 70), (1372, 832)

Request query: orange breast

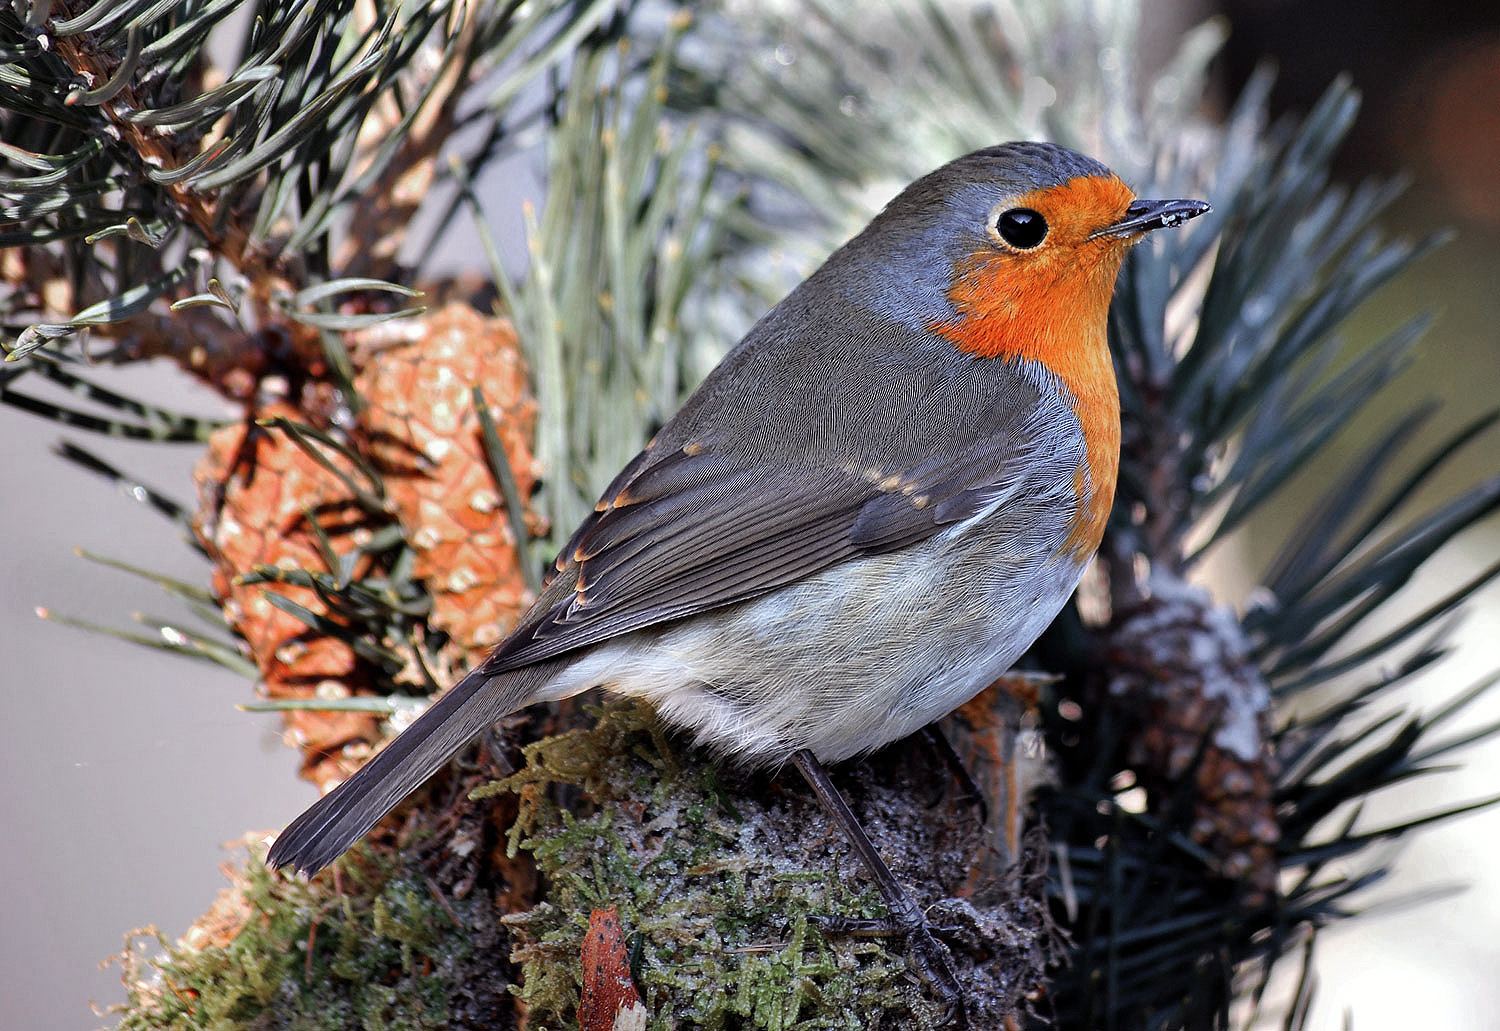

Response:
(926, 174), (1133, 556)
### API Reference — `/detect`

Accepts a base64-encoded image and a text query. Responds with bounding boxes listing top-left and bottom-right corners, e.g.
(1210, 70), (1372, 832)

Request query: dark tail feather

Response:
(265, 661), (556, 875)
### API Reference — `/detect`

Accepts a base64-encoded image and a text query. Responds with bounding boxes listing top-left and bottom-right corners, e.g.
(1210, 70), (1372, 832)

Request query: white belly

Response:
(536, 508), (1089, 764)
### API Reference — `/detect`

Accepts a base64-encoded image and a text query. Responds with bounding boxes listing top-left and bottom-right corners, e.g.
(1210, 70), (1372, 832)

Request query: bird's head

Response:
(826, 141), (1209, 555)
(841, 141), (1209, 366)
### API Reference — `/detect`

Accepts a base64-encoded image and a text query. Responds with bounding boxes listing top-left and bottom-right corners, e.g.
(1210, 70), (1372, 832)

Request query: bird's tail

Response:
(264, 660), (558, 875)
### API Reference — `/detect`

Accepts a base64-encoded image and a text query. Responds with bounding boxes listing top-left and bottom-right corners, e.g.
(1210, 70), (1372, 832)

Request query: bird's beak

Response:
(1094, 197), (1211, 239)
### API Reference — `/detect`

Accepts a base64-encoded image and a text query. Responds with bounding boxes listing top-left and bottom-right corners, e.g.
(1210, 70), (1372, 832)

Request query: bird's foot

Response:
(813, 900), (969, 1027)
(793, 749), (970, 1027)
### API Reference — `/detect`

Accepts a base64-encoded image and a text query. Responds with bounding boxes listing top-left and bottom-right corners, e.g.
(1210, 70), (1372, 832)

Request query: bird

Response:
(266, 140), (1209, 1019)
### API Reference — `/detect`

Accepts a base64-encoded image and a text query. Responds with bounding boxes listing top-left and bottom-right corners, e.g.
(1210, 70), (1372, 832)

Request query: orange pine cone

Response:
(191, 302), (542, 789)
(191, 400), (381, 789)
(352, 302), (543, 669)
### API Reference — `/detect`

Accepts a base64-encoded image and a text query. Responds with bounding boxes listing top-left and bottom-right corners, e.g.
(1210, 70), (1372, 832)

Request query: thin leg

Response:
(920, 724), (989, 825)
(792, 748), (968, 1027)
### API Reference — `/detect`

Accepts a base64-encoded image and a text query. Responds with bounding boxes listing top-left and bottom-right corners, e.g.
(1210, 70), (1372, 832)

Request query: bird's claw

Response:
(811, 907), (968, 1027)
(904, 922), (969, 1029)
(811, 912), (965, 940)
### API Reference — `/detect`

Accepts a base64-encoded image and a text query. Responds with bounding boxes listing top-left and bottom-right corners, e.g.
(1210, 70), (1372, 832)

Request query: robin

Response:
(267, 141), (1209, 1020)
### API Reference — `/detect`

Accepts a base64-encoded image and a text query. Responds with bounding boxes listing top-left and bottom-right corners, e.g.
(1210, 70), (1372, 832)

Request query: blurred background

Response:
(3, 0), (1498, 1028)
(1216, 2), (1500, 1022)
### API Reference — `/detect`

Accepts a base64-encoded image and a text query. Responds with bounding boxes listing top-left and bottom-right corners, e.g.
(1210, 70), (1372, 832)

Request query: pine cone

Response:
(1103, 574), (1282, 901)
(191, 400), (381, 789)
(352, 302), (544, 670)
(191, 303), (543, 788)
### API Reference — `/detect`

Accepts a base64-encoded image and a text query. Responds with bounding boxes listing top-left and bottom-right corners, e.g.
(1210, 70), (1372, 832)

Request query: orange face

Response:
(927, 172), (1140, 556)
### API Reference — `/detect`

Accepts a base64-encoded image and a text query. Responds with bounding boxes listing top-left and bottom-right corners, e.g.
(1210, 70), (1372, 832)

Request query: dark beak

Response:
(1095, 197), (1211, 239)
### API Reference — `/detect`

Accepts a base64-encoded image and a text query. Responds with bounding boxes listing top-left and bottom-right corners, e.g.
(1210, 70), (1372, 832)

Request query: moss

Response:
(488, 700), (1048, 1030)
(111, 701), (1050, 1031)
(110, 831), (516, 1031)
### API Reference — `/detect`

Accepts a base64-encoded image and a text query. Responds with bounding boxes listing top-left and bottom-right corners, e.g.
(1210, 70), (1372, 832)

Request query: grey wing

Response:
(478, 403), (1065, 675)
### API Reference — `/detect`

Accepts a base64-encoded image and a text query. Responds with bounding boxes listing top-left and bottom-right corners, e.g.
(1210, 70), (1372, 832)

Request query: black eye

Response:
(996, 207), (1047, 249)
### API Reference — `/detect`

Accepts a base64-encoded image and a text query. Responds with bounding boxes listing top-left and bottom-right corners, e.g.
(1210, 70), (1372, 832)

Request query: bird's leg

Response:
(919, 724), (989, 824)
(791, 748), (968, 1027)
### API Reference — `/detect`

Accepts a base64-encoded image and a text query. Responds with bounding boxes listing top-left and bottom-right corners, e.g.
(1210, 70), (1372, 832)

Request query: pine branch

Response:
(493, 14), (735, 557)
(1, 0), (618, 371)
(1040, 73), (1500, 1031)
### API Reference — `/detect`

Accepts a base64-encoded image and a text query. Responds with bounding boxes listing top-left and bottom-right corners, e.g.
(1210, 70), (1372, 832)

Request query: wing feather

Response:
(474, 330), (1083, 677)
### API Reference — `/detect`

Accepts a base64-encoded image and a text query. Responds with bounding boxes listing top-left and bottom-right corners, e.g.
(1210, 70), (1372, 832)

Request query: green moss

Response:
(111, 701), (1047, 1031)
(490, 700), (930, 1030)
(111, 845), (503, 1031)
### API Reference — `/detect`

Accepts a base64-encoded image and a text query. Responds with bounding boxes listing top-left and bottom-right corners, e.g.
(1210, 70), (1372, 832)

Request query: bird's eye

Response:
(995, 207), (1047, 249)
